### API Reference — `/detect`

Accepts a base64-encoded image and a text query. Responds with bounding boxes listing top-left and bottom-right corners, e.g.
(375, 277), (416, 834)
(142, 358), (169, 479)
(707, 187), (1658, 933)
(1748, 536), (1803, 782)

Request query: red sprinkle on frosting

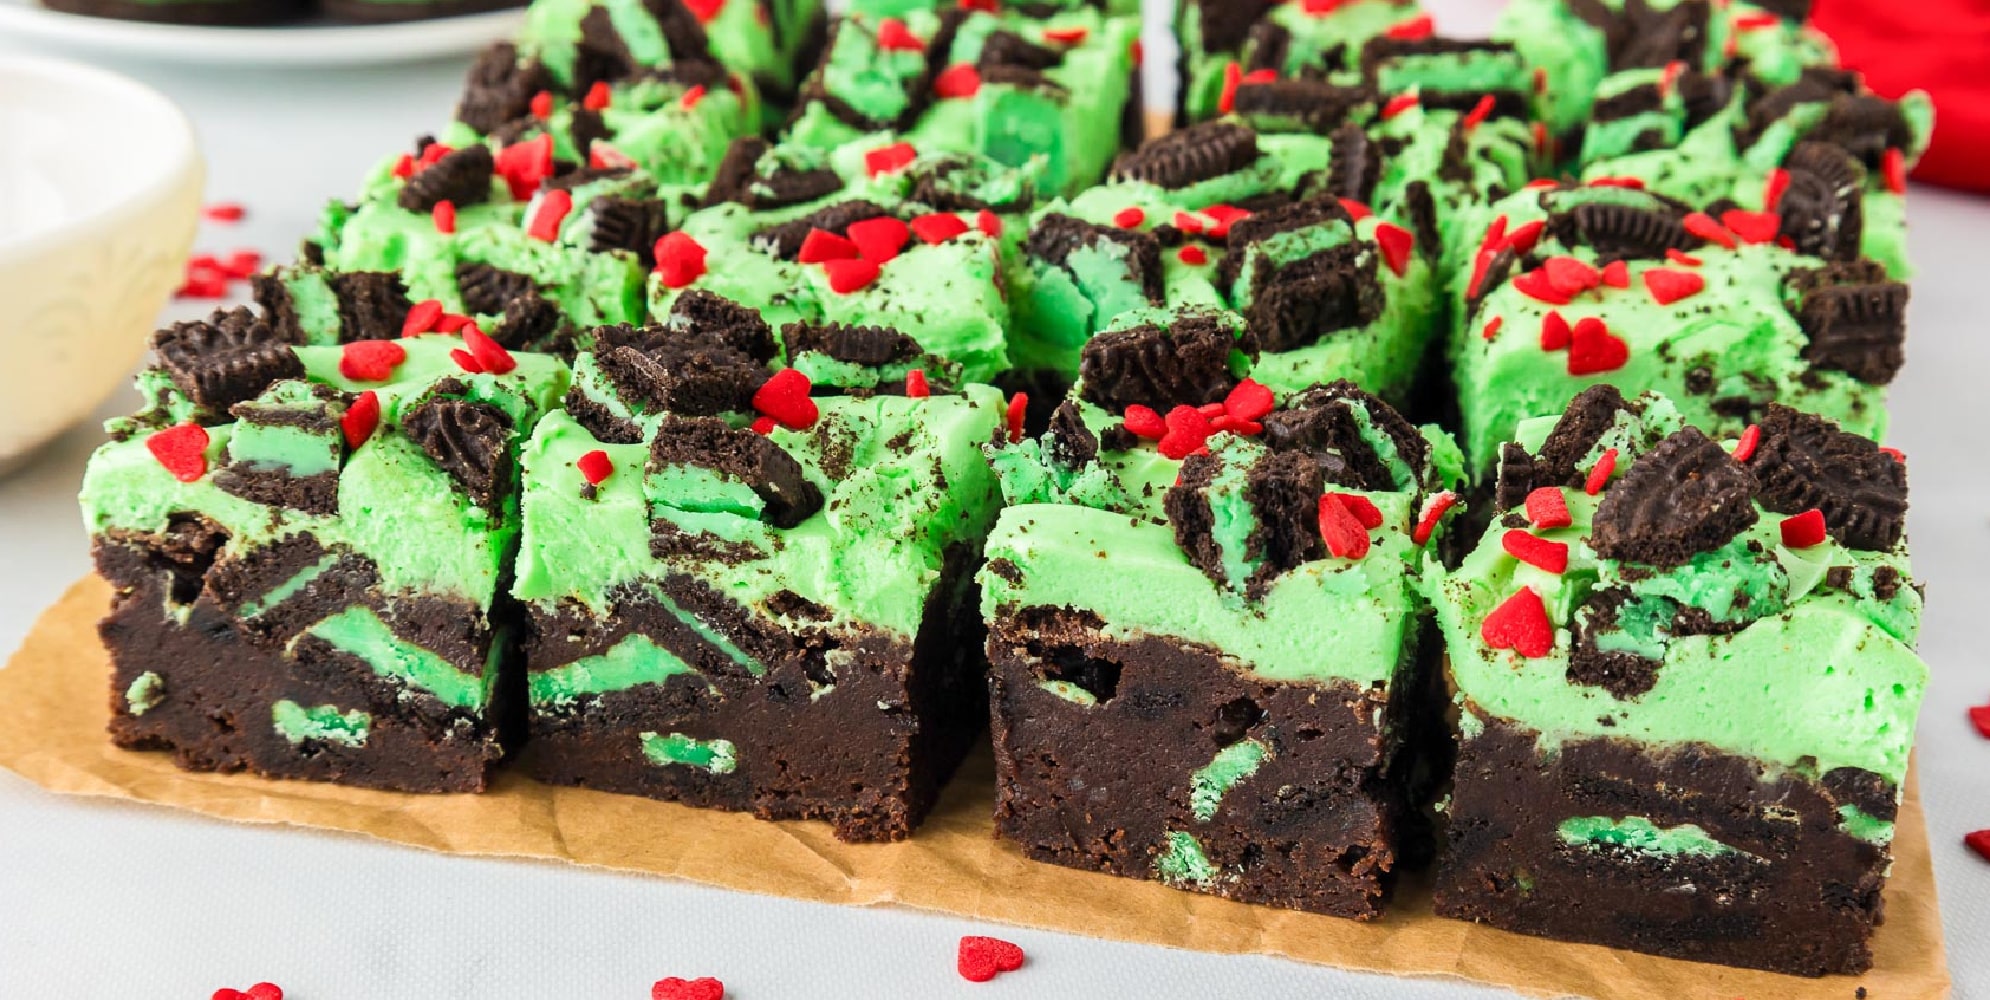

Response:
(1005, 392), (1028, 444)
(451, 349), (484, 373)
(910, 213), (969, 244)
(957, 936), (1025, 983)
(1201, 204), (1249, 239)
(1482, 316), (1503, 341)
(1566, 316), (1628, 375)
(1217, 62), (1243, 115)
(1337, 199), (1371, 222)
(1503, 529), (1570, 574)
(1539, 311), (1571, 351)
(904, 369), (930, 398)
(1374, 222), (1414, 278)
(1384, 13), (1434, 39)
(1173, 210), (1206, 234)
(1665, 248), (1703, 267)
(976, 209), (1002, 238)
(750, 415), (777, 435)
(1731, 423), (1762, 463)
(798, 228), (859, 263)
(863, 142), (918, 178)
(576, 449), (613, 486)
(1332, 492), (1385, 530)
(933, 63), (981, 99)
(847, 217), (910, 262)
(753, 368), (818, 430)
(495, 133), (554, 201)
(1683, 211), (1737, 249)
(1113, 206), (1145, 229)
(1721, 208), (1781, 244)
(1042, 26), (1087, 45)
(680, 85), (707, 110)
(1380, 92), (1419, 120)
(432, 200), (457, 235)
(1588, 176), (1646, 189)
(1413, 491), (1459, 546)
(1177, 245), (1208, 266)
(582, 81), (611, 111)
(1585, 448), (1618, 495)
(340, 339), (406, 382)
(1503, 219), (1544, 254)
(1883, 147), (1908, 195)
(1525, 487), (1572, 529)
(1481, 586), (1554, 657)
(342, 391), (381, 449)
(651, 976), (724, 1000)
(529, 90), (553, 120)
(1780, 508), (1828, 548)
(1543, 256), (1601, 296)
(1157, 404), (1213, 460)
(1223, 378), (1274, 423)
(1461, 93), (1495, 131)
(1318, 493), (1372, 560)
(1511, 268), (1574, 305)
(462, 325), (517, 374)
(823, 256), (881, 294)
(1643, 267), (1705, 306)
(147, 423), (209, 482)
(1599, 259), (1630, 289)
(402, 299), (444, 337)
(875, 17), (924, 52)
(1123, 404), (1165, 439)
(1763, 167), (1791, 213)
(682, 0), (722, 20)
(654, 232), (708, 288)
(526, 188), (572, 242)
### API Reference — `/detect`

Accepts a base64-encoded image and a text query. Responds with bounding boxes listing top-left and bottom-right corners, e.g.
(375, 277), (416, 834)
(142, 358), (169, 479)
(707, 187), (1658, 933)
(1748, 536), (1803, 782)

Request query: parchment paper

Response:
(0, 576), (1953, 1000)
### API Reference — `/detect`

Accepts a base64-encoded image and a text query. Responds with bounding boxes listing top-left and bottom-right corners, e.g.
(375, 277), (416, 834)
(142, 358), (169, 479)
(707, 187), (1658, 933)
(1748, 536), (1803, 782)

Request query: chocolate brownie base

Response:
(40, 0), (307, 25)
(517, 547), (987, 843)
(94, 528), (510, 794)
(987, 605), (1436, 919)
(1435, 716), (1894, 976)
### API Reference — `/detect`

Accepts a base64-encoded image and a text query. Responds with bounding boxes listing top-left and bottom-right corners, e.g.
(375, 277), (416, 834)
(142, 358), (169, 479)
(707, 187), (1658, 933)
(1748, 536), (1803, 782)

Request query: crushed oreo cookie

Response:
(1536, 384), (1636, 486)
(1744, 404), (1907, 550)
(1779, 142), (1865, 260)
(1787, 260), (1908, 384)
(1546, 201), (1698, 261)
(1110, 122), (1261, 189)
(784, 321), (921, 367)
(665, 289), (777, 361)
(1261, 380), (1426, 493)
(1026, 213), (1164, 304)
(327, 271), (415, 343)
(401, 396), (515, 510)
(1077, 311), (1255, 412)
(753, 200), (898, 260)
(587, 196), (675, 265)
(1244, 449), (1328, 594)
(456, 43), (553, 134)
(648, 416), (822, 528)
(397, 144), (494, 213)
(1044, 399), (1098, 470)
(593, 325), (769, 418)
(1591, 426), (1760, 566)
(151, 308), (303, 413)
(456, 263), (540, 317)
(1232, 80), (1376, 137)
(1222, 197), (1383, 351)
(1566, 590), (1662, 699)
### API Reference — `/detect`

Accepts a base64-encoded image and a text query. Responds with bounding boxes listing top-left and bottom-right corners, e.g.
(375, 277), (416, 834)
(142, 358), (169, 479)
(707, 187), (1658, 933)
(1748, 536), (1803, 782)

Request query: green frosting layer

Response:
(641, 731), (739, 774)
(304, 606), (498, 711)
(271, 699), (372, 748)
(1557, 816), (1745, 859)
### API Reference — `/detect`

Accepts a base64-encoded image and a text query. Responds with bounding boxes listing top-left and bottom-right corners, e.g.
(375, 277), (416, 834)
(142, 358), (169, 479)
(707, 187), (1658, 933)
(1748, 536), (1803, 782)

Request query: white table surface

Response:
(3, 4), (1988, 996)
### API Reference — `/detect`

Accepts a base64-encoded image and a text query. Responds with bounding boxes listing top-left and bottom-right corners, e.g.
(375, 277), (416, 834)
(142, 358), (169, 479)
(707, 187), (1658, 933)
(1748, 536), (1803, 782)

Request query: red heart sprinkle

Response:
(1780, 508), (1827, 548)
(1657, 59), (1684, 96)
(1383, 13), (1434, 39)
(1503, 219), (1544, 254)
(1157, 404), (1213, 460)
(1566, 317), (1629, 375)
(402, 298), (443, 337)
(847, 217), (910, 262)
(451, 349), (485, 374)
(798, 228), (860, 263)
(823, 256), (882, 294)
(435, 313), (473, 334)
(1197, 402), (1226, 419)
(1413, 490), (1459, 546)
(1511, 269), (1574, 305)
(1881, 446), (1906, 464)
(875, 17), (924, 52)
(1201, 204), (1249, 238)
(1721, 209), (1781, 245)
(1502, 529), (1570, 574)
(1882, 147), (1908, 195)
(1302, 0), (1344, 12)
(581, 80), (612, 111)
(1380, 92), (1419, 119)
(1466, 251), (1494, 299)
(146, 423), (209, 482)
(1538, 311), (1571, 351)
(1599, 259), (1629, 288)
(905, 369), (930, 398)
(526, 188), (573, 242)
(211, 983), (282, 1000)
(340, 339), (406, 382)
(651, 976), (724, 1000)
(1481, 316), (1503, 341)
(1481, 586), (1555, 657)
(1643, 267), (1704, 306)
(576, 449), (613, 486)
(1209, 414), (1262, 435)
(495, 133), (555, 201)
(1585, 448), (1617, 495)
(682, 0), (722, 21)
(680, 84), (708, 110)
(1223, 378), (1274, 422)
(1005, 392), (1028, 444)
(432, 200), (457, 235)
(1732, 423), (1762, 463)
(591, 144), (636, 171)
(217, 250), (263, 279)
(957, 936), (1025, 983)
(1461, 93), (1495, 131)
(203, 202), (247, 223)
(1113, 207), (1145, 229)
(1525, 487), (1571, 529)
(1374, 223), (1414, 278)
(654, 232), (708, 288)
(1966, 830), (1990, 862)
(1338, 199), (1371, 222)
(910, 213), (969, 244)
(864, 142), (918, 178)
(1177, 245), (1207, 266)
(1542, 256), (1600, 296)
(417, 142), (453, 169)
(750, 415), (777, 435)
(1240, 69), (1278, 85)
(1665, 248), (1702, 267)
(1966, 704), (1990, 739)
(1524, 177), (1560, 190)
(1331, 492), (1385, 530)
(753, 368), (818, 430)
(1042, 26), (1087, 44)
(933, 62), (981, 99)
(463, 325), (517, 374)
(1588, 176), (1645, 189)
(1318, 493), (1372, 560)
(392, 154), (415, 179)
(1763, 167), (1791, 213)
(975, 209), (1002, 237)
(1123, 404), (1165, 439)
(1217, 61), (1243, 115)
(1172, 211), (1206, 234)
(529, 89), (553, 119)
(1732, 10), (1780, 30)
(342, 390), (381, 449)
(1682, 211), (1737, 249)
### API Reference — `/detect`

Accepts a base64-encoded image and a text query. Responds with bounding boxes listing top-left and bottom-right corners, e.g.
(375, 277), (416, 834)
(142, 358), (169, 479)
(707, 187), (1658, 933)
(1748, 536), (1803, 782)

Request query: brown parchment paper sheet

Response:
(0, 576), (1953, 1000)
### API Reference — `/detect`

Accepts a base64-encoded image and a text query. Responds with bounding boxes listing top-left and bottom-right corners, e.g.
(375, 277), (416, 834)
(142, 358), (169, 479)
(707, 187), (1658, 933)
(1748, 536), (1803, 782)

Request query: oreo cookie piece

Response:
(1230, 80), (1375, 136)
(1611, 0), (1710, 71)
(1163, 451), (1226, 587)
(592, 323), (769, 418)
(1779, 142), (1865, 261)
(1262, 380), (1429, 492)
(456, 43), (553, 134)
(1745, 68), (1858, 141)
(1077, 311), (1255, 413)
(1536, 384), (1636, 485)
(1240, 19), (1292, 74)
(1244, 448), (1328, 593)
(1026, 213), (1164, 304)
(588, 196), (674, 265)
(1590, 426), (1759, 567)
(784, 322), (921, 367)
(327, 271), (414, 343)
(665, 289), (777, 361)
(492, 294), (570, 354)
(151, 308), (303, 413)
(397, 144), (494, 213)
(1546, 201), (1698, 261)
(1324, 122), (1383, 204)
(1110, 122), (1261, 190)
(979, 29), (1062, 72)
(1222, 197), (1383, 352)
(648, 416), (822, 529)
(753, 200), (896, 260)
(1811, 94), (1915, 170)
(1195, 0), (1279, 55)
(702, 137), (844, 211)
(1566, 590), (1662, 699)
(456, 263), (540, 317)
(1787, 260), (1908, 384)
(1493, 442), (1539, 514)
(401, 396), (515, 510)
(1045, 399), (1098, 470)
(1744, 404), (1907, 550)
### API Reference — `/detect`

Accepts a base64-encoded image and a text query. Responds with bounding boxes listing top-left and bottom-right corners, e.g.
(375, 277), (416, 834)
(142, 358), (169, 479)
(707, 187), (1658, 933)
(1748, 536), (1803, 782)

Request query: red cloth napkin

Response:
(1812, 0), (1990, 191)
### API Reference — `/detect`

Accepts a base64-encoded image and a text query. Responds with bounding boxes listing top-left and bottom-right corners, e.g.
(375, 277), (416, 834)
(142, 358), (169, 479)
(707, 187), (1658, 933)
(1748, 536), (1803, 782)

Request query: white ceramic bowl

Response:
(0, 56), (202, 468)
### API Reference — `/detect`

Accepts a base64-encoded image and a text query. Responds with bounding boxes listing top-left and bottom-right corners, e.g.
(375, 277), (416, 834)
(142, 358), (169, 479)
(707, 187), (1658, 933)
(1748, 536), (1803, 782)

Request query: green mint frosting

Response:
(271, 699), (372, 748)
(641, 731), (739, 774)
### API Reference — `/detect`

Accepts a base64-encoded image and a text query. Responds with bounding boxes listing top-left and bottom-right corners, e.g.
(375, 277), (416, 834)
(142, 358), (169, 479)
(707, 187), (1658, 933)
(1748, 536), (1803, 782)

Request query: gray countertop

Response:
(2, 4), (1986, 995)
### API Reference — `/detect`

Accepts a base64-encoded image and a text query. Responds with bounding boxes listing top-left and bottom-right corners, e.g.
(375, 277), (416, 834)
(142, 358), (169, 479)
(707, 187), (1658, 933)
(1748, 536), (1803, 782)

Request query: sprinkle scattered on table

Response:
(957, 935), (1025, 982)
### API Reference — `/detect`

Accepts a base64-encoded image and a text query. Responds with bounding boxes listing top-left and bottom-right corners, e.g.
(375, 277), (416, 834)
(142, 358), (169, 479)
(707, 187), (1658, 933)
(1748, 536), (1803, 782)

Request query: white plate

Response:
(0, 1), (523, 66)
